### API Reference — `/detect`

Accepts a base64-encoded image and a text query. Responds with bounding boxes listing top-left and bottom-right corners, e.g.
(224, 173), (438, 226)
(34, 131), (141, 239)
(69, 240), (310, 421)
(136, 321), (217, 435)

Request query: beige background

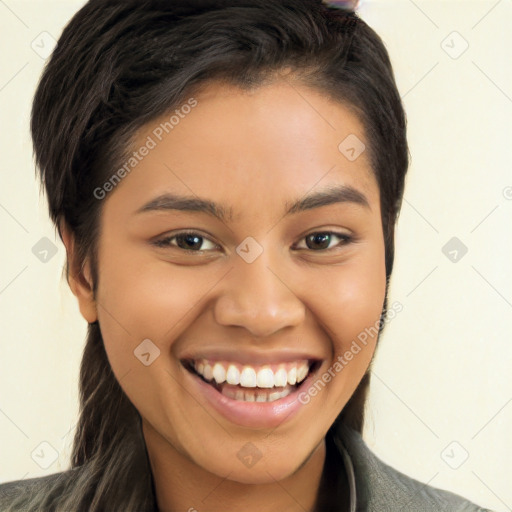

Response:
(0, 1), (510, 510)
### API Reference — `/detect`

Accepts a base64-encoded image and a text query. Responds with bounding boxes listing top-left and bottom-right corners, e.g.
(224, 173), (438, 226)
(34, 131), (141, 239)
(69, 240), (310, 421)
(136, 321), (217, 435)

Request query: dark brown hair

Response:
(13, 1), (409, 509)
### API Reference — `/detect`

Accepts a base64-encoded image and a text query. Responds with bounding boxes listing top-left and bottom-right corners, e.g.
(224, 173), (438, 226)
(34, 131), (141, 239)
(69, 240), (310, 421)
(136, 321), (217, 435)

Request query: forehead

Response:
(119, 79), (379, 219)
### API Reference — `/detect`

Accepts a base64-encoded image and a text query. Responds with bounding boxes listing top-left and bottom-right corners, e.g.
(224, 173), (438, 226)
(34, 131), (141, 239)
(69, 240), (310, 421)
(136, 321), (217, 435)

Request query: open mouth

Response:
(182, 358), (321, 403)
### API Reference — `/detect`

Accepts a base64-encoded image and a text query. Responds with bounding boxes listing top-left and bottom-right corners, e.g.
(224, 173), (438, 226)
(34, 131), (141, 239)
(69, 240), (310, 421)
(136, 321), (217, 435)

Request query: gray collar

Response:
(333, 428), (357, 512)
(330, 424), (487, 512)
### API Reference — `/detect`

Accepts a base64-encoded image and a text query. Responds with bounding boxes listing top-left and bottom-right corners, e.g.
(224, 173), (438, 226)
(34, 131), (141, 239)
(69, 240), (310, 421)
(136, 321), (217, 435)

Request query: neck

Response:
(143, 421), (327, 512)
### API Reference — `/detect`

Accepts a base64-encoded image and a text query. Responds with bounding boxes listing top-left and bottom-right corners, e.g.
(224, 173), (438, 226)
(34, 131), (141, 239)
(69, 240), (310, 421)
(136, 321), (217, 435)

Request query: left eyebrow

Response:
(284, 184), (371, 215)
(134, 183), (371, 223)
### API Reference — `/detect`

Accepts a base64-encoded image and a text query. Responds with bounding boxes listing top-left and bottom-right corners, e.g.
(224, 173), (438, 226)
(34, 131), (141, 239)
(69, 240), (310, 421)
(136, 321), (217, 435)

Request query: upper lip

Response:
(179, 349), (324, 366)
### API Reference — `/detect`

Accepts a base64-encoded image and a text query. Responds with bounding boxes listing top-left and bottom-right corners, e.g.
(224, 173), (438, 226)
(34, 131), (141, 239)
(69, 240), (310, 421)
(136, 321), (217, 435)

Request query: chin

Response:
(198, 443), (315, 485)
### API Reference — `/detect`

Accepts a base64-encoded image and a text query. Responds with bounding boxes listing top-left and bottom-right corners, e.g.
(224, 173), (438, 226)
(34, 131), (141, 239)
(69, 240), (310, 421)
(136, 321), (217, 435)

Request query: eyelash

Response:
(152, 229), (354, 253)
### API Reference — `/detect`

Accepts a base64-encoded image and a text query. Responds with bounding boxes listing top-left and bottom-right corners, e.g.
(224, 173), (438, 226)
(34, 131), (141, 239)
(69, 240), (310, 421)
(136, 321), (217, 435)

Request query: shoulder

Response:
(0, 469), (77, 511)
(334, 425), (493, 512)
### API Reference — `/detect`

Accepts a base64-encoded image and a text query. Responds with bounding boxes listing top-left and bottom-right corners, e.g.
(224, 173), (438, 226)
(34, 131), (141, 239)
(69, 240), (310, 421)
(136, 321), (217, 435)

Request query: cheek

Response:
(338, 265), (386, 340)
(303, 246), (387, 408)
(93, 249), (194, 428)
(312, 249), (386, 347)
(94, 242), (225, 385)
(96, 233), (211, 333)
(296, 260), (386, 426)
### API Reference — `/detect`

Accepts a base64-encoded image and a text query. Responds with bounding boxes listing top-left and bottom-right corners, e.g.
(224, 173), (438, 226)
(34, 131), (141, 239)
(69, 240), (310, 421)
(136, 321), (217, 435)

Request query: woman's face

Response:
(77, 79), (386, 483)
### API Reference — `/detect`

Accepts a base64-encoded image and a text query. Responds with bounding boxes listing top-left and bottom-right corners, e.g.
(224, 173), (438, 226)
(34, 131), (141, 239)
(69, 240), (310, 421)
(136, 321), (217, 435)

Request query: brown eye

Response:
(153, 231), (218, 252)
(295, 231), (353, 252)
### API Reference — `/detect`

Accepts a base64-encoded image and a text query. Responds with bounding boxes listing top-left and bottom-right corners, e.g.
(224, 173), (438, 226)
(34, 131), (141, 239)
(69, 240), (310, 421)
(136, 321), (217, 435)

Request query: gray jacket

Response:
(334, 425), (493, 511)
(0, 425), (493, 511)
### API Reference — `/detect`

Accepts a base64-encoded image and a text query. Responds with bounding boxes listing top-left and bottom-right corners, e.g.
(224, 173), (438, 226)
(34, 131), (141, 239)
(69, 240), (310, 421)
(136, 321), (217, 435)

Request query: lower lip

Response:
(182, 363), (320, 429)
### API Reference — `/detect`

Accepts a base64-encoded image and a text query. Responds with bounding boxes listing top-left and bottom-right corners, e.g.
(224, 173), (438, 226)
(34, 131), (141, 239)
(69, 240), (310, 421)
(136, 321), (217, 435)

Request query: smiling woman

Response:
(0, 1), (494, 512)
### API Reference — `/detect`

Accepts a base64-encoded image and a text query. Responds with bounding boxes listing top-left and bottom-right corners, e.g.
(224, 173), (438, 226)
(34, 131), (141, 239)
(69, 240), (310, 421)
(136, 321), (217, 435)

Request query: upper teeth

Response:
(193, 359), (310, 388)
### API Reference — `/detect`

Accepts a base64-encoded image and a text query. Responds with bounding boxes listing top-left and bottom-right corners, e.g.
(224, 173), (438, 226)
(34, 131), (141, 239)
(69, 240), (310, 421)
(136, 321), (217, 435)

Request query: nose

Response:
(213, 249), (305, 338)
